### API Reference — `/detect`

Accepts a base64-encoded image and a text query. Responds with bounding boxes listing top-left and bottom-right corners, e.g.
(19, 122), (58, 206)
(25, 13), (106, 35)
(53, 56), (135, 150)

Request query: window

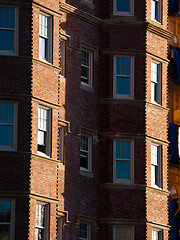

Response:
(152, 229), (163, 240)
(113, 0), (134, 15)
(60, 39), (66, 76)
(80, 133), (92, 172)
(151, 0), (162, 23)
(113, 140), (133, 183)
(0, 200), (14, 240)
(39, 13), (52, 63)
(38, 107), (51, 157)
(35, 203), (49, 240)
(81, 49), (93, 87)
(113, 226), (133, 240)
(84, 0), (92, 3)
(59, 125), (65, 164)
(151, 144), (162, 188)
(0, 102), (16, 150)
(79, 222), (91, 240)
(0, 7), (18, 55)
(113, 56), (133, 99)
(151, 61), (161, 105)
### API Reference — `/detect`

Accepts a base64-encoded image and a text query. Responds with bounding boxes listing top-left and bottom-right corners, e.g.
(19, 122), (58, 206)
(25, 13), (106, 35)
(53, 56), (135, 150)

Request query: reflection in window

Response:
(0, 200), (13, 240)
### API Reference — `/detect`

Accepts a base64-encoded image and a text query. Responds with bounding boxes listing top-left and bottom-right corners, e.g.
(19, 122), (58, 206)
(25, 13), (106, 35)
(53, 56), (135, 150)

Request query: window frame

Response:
(0, 199), (15, 240)
(152, 228), (163, 240)
(113, 0), (134, 16)
(37, 106), (51, 157)
(79, 221), (91, 240)
(81, 49), (93, 88)
(80, 132), (93, 172)
(151, 0), (162, 24)
(60, 39), (66, 77)
(35, 202), (49, 240)
(39, 12), (52, 63)
(0, 101), (17, 151)
(151, 143), (162, 189)
(151, 60), (162, 105)
(113, 225), (134, 240)
(59, 125), (65, 164)
(113, 139), (134, 184)
(113, 56), (134, 99)
(0, 6), (19, 56)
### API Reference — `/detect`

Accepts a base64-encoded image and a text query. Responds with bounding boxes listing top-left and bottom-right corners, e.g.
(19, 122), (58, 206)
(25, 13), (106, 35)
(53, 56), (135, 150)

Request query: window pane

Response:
(116, 77), (130, 95)
(39, 37), (45, 59)
(116, 0), (130, 12)
(0, 30), (14, 51)
(116, 161), (130, 179)
(115, 226), (132, 240)
(0, 225), (10, 240)
(0, 126), (12, 146)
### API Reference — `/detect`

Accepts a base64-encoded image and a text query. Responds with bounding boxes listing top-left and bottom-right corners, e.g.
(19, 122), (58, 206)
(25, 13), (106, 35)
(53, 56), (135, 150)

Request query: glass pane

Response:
(4, 8), (9, 18)
(39, 37), (45, 59)
(0, 201), (5, 212)
(0, 30), (14, 51)
(116, 77), (130, 95)
(0, 225), (10, 240)
(80, 155), (88, 169)
(0, 126), (12, 146)
(8, 104), (14, 114)
(116, 0), (130, 12)
(116, 161), (130, 179)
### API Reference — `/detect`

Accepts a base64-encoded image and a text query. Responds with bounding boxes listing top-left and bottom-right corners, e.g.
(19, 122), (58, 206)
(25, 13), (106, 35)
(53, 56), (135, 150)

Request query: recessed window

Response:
(151, 61), (162, 105)
(0, 102), (16, 150)
(113, 140), (133, 183)
(113, 0), (134, 15)
(59, 125), (65, 164)
(81, 49), (93, 87)
(80, 133), (92, 172)
(35, 203), (49, 240)
(39, 13), (52, 63)
(113, 226), (133, 240)
(60, 39), (66, 76)
(0, 7), (18, 55)
(151, 0), (162, 23)
(151, 144), (162, 188)
(0, 200), (14, 240)
(38, 107), (51, 157)
(79, 222), (91, 240)
(113, 56), (133, 99)
(152, 228), (163, 240)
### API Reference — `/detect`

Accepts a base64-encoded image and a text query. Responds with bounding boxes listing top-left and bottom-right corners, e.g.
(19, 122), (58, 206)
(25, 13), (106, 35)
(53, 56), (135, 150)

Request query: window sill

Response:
(37, 151), (50, 158)
(80, 83), (94, 93)
(80, 169), (93, 178)
(0, 51), (17, 56)
(151, 19), (162, 25)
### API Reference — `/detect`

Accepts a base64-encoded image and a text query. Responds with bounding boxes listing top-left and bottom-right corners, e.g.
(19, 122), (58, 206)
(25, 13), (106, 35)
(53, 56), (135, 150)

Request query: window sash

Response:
(151, 144), (162, 188)
(81, 50), (92, 86)
(113, 226), (133, 240)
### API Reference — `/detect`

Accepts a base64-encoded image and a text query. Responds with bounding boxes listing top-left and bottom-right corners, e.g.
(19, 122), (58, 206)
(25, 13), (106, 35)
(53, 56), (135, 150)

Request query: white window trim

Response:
(113, 225), (134, 240)
(113, 139), (134, 184)
(152, 228), (163, 240)
(113, 0), (134, 16)
(39, 12), (52, 64)
(151, 0), (162, 24)
(81, 49), (93, 88)
(0, 101), (17, 151)
(113, 56), (134, 99)
(0, 6), (19, 56)
(35, 202), (49, 240)
(79, 221), (91, 240)
(151, 143), (162, 189)
(80, 132), (93, 173)
(151, 60), (162, 106)
(0, 199), (15, 240)
(37, 106), (51, 157)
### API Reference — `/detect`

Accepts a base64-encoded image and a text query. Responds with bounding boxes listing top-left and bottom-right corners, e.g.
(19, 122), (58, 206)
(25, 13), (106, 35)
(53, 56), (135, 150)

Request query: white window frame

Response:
(0, 199), (15, 240)
(39, 12), (52, 63)
(151, 0), (162, 24)
(0, 102), (17, 151)
(113, 225), (134, 240)
(113, 56), (134, 99)
(79, 222), (91, 240)
(113, 0), (134, 16)
(152, 228), (163, 240)
(113, 139), (134, 184)
(80, 133), (92, 172)
(151, 60), (162, 105)
(35, 202), (49, 240)
(37, 106), (51, 157)
(0, 6), (18, 56)
(81, 49), (93, 88)
(151, 143), (162, 189)
(60, 39), (66, 77)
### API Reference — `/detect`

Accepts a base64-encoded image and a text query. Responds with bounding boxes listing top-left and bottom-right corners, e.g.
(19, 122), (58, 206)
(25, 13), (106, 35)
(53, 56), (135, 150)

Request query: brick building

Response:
(0, 0), (171, 240)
